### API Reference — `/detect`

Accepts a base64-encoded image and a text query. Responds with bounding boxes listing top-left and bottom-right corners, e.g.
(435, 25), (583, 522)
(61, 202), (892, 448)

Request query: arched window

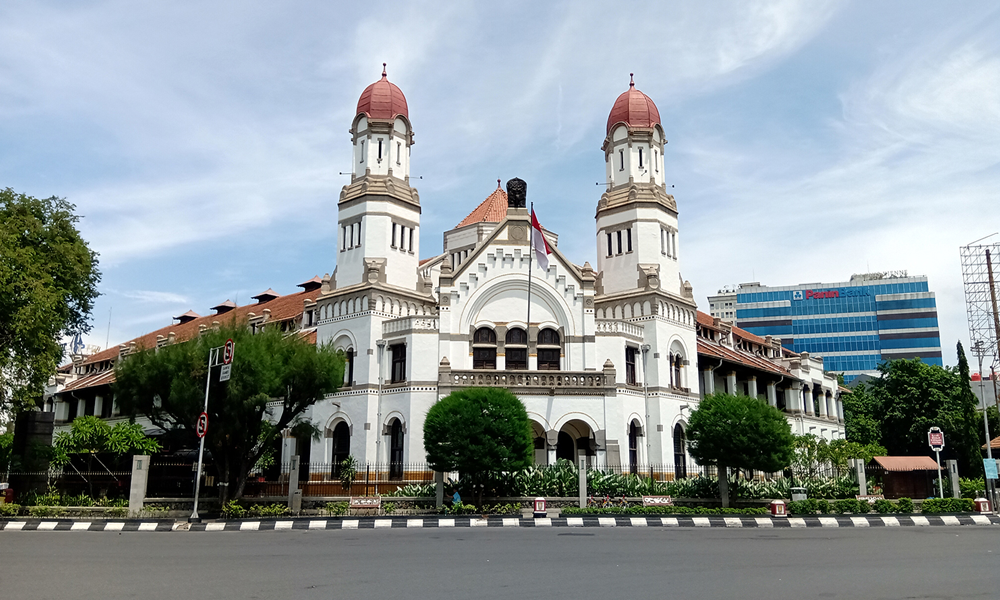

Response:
(389, 419), (404, 480)
(673, 424), (687, 479)
(473, 327), (497, 369)
(628, 421), (640, 475)
(344, 348), (355, 387)
(505, 328), (527, 370)
(537, 329), (560, 370)
(673, 354), (682, 389)
(331, 422), (350, 478)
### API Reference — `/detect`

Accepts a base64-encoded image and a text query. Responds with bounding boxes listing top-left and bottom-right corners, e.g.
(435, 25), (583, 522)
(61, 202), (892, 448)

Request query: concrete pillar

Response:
(578, 457), (587, 508)
(837, 398), (845, 422)
(77, 398), (86, 418)
(435, 471), (444, 509)
(726, 372), (737, 396)
(947, 460), (960, 499)
(766, 383), (777, 408)
(129, 455), (150, 517)
(94, 396), (103, 418)
(287, 455), (300, 510)
(719, 465), (730, 508)
(854, 459), (867, 496)
(803, 386), (814, 416)
(818, 391), (828, 418)
(702, 368), (715, 395)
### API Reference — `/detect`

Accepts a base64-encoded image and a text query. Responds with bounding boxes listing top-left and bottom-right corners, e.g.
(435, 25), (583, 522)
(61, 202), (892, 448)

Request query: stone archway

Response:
(556, 419), (595, 467)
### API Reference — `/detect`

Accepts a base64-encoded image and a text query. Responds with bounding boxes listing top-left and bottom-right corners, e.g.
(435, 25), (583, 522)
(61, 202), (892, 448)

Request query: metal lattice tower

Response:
(961, 238), (1000, 372)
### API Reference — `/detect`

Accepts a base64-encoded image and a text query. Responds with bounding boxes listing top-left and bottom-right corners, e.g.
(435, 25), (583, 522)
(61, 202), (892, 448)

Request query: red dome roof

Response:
(606, 74), (660, 135)
(356, 64), (408, 121)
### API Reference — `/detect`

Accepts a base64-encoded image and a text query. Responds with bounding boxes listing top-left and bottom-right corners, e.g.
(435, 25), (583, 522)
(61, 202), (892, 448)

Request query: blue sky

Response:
(2, 1), (998, 370)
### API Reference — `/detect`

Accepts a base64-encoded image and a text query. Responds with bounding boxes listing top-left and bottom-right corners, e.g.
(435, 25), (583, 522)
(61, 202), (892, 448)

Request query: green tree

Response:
(686, 393), (794, 507)
(113, 322), (343, 503)
(0, 189), (100, 413)
(842, 383), (882, 446)
(423, 387), (533, 507)
(52, 415), (160, 495)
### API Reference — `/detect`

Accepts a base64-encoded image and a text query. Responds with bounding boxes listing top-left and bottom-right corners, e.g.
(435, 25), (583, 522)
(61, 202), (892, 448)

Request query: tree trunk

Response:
(719, 465), (730, 508)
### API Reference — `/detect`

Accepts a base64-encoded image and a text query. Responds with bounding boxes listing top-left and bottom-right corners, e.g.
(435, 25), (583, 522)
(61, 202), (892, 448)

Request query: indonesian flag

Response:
(531, 209), (551, 271)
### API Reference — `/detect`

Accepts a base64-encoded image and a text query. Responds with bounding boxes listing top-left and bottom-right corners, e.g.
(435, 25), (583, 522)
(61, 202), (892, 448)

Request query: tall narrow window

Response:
(473, 327), (497, 369)
(408, 228), (414, 253)
(626, 228), (632, 252)
(341, 225), (347, 251)
(607, 233), (613, 257)
(617, 231), (622, 255)
(396, 142), (402, 165)
(378, 139), (383, 161)
(673, 355), (682, 388)
(331, 422), (350, 478)
(505, 328), (527, 370)
(629, 422), (640, 475)
(537, 329), (561, 370)
(390, 343), (406, 383)
(654, 149), (659, 172)
(392, 223), (397, 248)
(661, 228), (666, 255)
(399, 226), (406, 251)
(638, 147), (643, 168)
(360, 140), (364, 163)
(389, 419), (404, 479)
(619, 150), (624, 171)
(625, 347), (637, 385)
(673, 424), (687, 478)
(345, 349), (355, 387)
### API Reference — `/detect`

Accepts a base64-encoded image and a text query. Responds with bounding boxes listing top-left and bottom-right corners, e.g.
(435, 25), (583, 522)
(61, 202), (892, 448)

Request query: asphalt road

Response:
(3, 527), (998, 600)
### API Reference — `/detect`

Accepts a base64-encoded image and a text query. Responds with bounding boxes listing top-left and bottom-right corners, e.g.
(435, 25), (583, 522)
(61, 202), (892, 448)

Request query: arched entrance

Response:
(556, 419), (595, 466)
(530, 421), (547, 465)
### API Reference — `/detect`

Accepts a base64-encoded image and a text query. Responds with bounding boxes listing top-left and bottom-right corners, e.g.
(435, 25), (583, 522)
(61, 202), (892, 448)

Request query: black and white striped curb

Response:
(3, 514), (1000, 532)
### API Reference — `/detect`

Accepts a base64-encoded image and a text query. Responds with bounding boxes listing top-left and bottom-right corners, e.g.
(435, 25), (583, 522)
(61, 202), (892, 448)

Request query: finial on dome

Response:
(382, 63), (387, 78)
(497, 178), (501, 189)
(629, 73), (634, 88)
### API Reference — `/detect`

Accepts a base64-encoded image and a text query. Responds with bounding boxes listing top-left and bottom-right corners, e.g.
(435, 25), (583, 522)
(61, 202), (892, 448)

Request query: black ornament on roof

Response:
(506, 177), (526, 208)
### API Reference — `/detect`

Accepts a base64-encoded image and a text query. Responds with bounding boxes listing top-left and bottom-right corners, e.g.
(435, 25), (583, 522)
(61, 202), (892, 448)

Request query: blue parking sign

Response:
(984, 459), (998, 480)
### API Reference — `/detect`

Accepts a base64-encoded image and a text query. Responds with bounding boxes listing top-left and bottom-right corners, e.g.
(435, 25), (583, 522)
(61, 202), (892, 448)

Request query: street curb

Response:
(2, 514), (998, 532)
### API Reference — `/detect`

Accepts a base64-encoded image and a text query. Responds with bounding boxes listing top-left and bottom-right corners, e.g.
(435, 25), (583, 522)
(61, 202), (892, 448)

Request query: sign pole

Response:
(190, 347), (215, 522)
(935, 449), (943, 499)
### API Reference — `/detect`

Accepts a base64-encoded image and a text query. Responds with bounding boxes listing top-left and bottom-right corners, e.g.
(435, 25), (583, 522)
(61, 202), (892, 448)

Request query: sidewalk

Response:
(2, 513), (998, 532)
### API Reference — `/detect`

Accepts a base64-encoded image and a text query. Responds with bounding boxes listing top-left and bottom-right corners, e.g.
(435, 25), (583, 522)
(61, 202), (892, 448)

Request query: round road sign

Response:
(223, 339), (235, 365)
(196, 412), (209, 438)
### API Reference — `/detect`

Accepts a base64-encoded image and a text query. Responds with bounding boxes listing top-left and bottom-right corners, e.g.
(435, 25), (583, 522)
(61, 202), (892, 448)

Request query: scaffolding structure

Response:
(961, 239), (1000, 373)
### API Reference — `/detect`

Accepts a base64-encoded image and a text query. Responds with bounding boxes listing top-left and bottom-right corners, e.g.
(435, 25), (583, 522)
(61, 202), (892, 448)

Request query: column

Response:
(766, 382), (777, 408)
(726, 371), (737, 396)
(818, 389), (828, 418)
(748, 376), (758, 400)
(803, 385), (814, 416)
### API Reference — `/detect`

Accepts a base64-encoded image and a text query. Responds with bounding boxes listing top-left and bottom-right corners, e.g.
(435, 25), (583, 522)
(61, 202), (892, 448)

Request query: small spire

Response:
(382, 62), (387, 78)
(497, 178), (502, 189)
(629, 73), (634, 88)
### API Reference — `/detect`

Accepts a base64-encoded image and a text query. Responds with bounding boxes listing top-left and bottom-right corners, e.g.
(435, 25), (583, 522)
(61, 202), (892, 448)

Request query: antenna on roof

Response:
(105, 306), (112, 350)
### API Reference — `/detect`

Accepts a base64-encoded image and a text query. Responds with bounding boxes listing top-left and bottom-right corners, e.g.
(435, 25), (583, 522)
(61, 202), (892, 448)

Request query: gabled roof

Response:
(174, 310), (201, 323)
(252, 288), (280, 303)
(456, 181), (507, 228)
(210, 300), (236, 314)
(696, 338), (792, 377)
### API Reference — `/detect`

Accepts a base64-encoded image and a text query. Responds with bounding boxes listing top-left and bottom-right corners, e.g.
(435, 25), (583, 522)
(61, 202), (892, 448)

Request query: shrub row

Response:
(786, 497), (940, 515)
(921, 498), (975, 513)
(221, 500), (290, 519)
(562, 506), (769, 516)
(0, 503), (128, 518)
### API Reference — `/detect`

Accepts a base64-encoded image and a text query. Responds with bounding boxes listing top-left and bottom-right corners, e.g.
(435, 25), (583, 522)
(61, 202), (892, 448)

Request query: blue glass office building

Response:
(730, 275), (942, 382)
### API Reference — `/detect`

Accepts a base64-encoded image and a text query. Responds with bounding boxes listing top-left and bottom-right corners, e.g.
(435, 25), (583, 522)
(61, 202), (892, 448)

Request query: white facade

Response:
(309, 76), (702, 472)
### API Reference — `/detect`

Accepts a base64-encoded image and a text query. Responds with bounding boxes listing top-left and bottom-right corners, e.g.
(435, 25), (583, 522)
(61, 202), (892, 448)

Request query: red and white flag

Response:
(530, 209), (551, 271)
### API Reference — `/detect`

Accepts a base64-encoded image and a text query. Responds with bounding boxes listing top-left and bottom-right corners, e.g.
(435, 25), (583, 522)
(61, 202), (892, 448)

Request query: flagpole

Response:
(527, 202), (533, 347)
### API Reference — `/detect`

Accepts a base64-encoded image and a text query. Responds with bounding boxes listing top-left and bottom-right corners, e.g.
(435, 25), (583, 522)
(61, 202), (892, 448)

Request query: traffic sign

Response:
(196, 412), (209, 438)
(219, 363), (231, 382)
(928, 427), (945, 451)
(223, 339), (235, 365)
(986, 459), (998, 480)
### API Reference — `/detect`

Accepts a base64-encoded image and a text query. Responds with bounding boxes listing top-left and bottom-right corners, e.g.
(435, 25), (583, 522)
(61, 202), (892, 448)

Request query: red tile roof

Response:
(697, 338), (792, 377)
(62, 286), (321, 392)
(872, 456), (940, 471)
(457, 181), (508, 227)
(607, 74), (660, 135)
(356, 64), (408, 121)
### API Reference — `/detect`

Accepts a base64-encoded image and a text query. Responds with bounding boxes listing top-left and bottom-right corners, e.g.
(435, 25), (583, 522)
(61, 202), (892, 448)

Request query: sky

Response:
(2, 1), (998, 371)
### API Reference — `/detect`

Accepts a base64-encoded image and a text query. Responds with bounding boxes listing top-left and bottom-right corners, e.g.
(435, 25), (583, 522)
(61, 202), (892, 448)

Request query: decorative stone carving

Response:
(509, 225), (527, 241)
(506, 177), (526, 208)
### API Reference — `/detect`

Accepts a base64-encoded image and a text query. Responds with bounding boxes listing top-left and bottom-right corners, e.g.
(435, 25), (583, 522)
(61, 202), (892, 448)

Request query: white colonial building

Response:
(43, 68), (844, 479)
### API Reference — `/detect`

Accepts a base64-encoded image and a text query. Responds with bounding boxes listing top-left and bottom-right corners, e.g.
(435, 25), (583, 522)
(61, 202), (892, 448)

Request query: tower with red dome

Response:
(333, 64), (424, 293)
(596, 74), (687, 302)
